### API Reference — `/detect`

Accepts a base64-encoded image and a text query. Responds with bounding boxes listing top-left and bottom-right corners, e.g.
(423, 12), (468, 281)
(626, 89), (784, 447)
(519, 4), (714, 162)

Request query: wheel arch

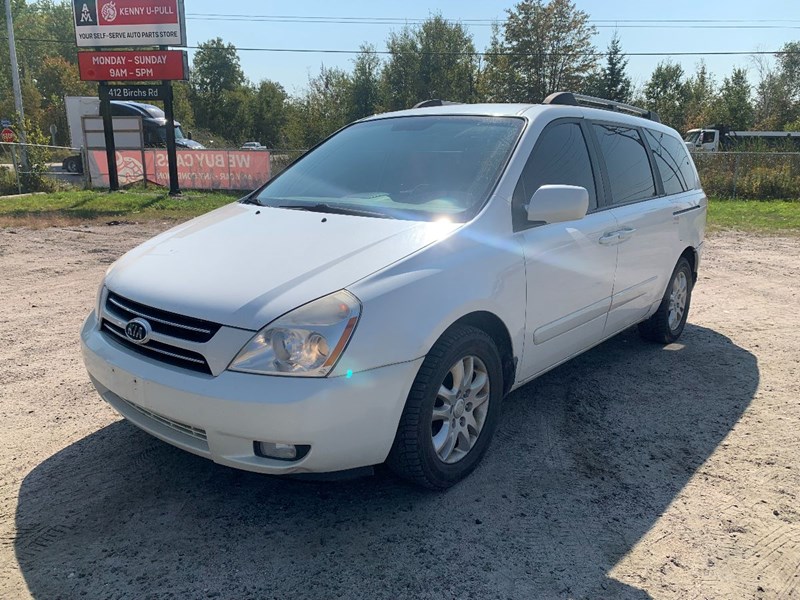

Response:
(680, 246), (698, 284)
(442, 311), (517, 396)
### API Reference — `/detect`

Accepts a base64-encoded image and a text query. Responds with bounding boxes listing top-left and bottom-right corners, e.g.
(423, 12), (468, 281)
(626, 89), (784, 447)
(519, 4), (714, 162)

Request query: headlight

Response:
(228, 290), (361, 377)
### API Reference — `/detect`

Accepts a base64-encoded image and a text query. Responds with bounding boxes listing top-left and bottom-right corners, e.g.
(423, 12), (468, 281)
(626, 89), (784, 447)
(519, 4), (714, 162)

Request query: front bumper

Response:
(81, 312), (422, 474)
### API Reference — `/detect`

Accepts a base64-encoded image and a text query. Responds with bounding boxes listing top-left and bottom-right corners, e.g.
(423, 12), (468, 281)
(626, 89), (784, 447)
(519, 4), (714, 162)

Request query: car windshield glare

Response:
(255, 115), (524, 221)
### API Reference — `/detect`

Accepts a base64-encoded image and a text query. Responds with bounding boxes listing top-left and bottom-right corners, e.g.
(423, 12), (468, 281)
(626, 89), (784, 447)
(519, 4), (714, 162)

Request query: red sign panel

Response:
(98, 0), (179, 25)
(1, 128), (15, 143)
(78, 50), (187, 81)
(89, 150), (271, 190)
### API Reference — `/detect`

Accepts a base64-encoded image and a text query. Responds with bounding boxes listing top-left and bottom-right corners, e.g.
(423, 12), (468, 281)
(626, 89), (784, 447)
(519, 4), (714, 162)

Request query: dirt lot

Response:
(0, 223), (798, 599)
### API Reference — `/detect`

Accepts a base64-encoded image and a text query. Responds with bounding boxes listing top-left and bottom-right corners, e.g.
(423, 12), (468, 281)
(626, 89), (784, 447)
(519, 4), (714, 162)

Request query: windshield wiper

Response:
(278, 203), (391, 219)
(239, 193), (262, 205)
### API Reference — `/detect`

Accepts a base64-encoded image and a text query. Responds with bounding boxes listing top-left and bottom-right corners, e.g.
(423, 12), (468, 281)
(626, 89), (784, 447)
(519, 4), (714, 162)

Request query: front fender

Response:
(332, 226), (527, 378)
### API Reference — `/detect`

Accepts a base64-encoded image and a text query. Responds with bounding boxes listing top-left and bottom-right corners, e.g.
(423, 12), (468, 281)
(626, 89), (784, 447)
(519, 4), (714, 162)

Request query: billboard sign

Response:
(72, 0), (186, 48)
(89, 150), (272, 190)
(78, 50), (188, 81)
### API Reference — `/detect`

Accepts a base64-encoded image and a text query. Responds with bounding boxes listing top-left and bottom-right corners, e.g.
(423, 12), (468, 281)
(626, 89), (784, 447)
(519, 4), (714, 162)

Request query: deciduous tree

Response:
(486, 0), (597, 102)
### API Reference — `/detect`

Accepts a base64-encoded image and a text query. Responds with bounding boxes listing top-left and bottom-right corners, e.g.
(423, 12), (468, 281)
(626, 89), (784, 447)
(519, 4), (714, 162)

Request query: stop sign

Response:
(1, 128), (14, 143)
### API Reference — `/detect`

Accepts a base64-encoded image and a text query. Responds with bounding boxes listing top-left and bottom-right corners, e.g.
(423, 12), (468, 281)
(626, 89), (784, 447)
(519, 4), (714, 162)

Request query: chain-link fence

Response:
(1, 142), (86, 195)
(692, 152), (800, 200)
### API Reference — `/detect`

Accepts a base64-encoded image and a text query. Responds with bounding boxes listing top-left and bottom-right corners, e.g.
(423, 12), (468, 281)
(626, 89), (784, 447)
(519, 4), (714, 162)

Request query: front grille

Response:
(121, 398), (208, 442)
(101, 292), (219, 375)
(105, 292), (221, 343)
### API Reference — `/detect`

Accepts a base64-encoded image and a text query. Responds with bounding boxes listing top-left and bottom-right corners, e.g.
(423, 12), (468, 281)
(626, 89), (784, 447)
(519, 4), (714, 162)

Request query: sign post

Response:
(98, 82), (119, 191)
(161, 81), (180, 195)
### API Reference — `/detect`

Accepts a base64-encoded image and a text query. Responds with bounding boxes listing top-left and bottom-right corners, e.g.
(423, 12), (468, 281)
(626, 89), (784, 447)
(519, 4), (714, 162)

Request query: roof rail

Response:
(413, 99), (461, 108)
(543, 92), (661, 123)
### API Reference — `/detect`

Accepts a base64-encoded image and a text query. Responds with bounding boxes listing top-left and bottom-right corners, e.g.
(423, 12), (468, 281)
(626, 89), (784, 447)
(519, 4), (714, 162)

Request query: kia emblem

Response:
(124, 318), (152, 344)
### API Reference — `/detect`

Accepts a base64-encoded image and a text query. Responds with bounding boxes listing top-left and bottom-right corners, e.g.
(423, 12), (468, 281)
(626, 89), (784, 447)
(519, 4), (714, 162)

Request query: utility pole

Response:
(4, 0), (29, 170)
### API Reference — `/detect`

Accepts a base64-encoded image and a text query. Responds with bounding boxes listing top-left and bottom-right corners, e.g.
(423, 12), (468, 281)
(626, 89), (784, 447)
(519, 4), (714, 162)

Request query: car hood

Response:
(105, 202), (460, 329)
(176, 139), (205, 149)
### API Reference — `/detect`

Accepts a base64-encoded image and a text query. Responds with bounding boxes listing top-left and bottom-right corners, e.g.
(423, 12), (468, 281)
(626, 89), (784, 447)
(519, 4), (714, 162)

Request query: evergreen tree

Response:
(596, 33), (631, 102)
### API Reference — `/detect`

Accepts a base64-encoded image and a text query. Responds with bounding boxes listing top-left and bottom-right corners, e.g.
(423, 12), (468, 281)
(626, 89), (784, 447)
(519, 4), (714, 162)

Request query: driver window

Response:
(512, 122), (597, 231)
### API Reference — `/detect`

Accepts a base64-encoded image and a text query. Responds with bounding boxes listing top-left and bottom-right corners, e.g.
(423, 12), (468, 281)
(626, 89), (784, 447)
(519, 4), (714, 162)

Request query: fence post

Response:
(81, 146), (91, 190)
(732, 153), (741, 200)
(10, 144), (22, 194)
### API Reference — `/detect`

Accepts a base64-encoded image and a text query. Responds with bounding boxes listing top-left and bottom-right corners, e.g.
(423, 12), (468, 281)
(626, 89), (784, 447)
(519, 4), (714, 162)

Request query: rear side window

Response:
(513, 122), (597, 230)
(644, 129), (696, 194)
(592, 124), (655, 204)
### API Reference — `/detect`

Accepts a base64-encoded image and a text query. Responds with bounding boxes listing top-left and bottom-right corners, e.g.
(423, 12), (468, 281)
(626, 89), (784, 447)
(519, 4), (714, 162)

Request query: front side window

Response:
(701, 131), (716, 144)
(644, 129), (696, 194)
(512, 121), (597, 230)
(254, 116), (524, 222)
(592, 124), (655, 205)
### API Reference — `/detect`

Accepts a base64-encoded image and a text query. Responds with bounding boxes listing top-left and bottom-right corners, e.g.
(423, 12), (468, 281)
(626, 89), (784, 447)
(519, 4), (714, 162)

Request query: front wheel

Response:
(638, 257), (693, 344)
(387, 325), (503, 489)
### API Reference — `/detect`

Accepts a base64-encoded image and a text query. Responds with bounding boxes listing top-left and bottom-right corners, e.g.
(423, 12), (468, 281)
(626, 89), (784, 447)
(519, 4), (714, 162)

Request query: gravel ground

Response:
(0, 223), (798, 599)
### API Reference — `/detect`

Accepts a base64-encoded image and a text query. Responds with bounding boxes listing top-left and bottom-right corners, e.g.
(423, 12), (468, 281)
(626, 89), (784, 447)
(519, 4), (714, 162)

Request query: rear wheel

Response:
(638, 257), (693, 344)
(387, 325), (503, 489)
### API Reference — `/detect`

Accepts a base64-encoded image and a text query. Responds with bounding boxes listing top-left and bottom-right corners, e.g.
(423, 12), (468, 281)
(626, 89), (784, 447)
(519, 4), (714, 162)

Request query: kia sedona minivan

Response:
(81, 92), (706, 489)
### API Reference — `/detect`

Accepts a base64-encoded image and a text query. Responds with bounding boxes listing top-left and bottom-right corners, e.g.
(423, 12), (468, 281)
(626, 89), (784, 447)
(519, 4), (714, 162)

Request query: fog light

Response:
(254, 441), (310, 461)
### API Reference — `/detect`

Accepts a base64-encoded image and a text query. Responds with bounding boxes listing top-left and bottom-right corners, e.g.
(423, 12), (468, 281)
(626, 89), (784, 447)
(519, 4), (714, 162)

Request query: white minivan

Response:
(81, 93), (706, 489)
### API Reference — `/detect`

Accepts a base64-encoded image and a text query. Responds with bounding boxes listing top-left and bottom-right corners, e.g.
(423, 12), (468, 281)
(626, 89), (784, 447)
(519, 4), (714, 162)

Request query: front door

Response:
(513, 119), (619, 382)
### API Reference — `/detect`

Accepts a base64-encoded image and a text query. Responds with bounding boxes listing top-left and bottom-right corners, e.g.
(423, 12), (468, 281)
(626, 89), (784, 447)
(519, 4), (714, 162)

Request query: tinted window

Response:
(644, 129), (696, 194)
(256, 116), (523, 222)
(593, 124), (655, 204)
(513, 122), (597, 229)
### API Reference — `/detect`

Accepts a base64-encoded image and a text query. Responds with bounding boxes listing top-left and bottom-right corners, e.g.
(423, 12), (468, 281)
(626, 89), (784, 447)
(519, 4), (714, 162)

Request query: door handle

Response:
(599, 231), (620, 245)
(617, 227), (637, 241)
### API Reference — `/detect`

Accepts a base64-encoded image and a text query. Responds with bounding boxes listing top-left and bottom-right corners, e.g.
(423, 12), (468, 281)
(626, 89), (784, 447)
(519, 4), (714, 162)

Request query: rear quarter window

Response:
(644, 129), (697, 194)
(592, 123), (656, 205)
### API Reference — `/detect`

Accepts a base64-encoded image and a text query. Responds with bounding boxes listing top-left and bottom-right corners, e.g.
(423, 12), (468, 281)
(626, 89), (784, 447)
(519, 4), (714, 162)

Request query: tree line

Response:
(3, 0), (800, 150)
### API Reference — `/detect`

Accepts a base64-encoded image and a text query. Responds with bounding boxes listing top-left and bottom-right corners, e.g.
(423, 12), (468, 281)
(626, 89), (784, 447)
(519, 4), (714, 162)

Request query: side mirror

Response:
(187, 131), (193, 140)
(527, 185), (589, 224)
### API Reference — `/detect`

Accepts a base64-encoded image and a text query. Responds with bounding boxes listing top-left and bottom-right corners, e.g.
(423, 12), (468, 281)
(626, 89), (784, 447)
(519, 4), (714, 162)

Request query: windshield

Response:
(254, 115), (524, 221)
(684, 131), (700, 144)
(155, 125), (185, 143)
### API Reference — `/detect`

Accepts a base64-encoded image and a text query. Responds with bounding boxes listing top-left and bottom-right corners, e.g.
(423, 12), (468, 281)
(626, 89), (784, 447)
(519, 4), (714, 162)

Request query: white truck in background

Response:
(62, 96), (203, 173)
(684, 126), (800, 152)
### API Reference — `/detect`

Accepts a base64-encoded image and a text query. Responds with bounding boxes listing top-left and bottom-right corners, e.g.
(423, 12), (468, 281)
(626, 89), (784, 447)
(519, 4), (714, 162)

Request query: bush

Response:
(694, 153), (800, 200)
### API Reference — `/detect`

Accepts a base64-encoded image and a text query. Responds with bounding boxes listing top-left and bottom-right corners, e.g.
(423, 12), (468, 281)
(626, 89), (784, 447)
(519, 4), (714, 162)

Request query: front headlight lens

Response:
(228, 290), (361, 377)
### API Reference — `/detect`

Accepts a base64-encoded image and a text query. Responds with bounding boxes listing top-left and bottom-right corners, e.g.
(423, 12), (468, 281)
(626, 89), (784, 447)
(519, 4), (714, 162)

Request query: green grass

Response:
(0, 188), (239, 226)
(707, 199), (800, 234)
(1, 189), (799, 234)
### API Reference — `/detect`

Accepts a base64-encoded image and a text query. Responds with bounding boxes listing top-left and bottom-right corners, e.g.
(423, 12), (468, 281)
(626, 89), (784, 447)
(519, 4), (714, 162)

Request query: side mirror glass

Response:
(527, 185), (589, 224)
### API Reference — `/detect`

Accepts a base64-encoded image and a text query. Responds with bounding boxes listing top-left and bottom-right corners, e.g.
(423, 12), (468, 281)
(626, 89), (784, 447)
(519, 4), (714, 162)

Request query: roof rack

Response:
(413, 99), (461, 108)
(543, 92), (661, 123)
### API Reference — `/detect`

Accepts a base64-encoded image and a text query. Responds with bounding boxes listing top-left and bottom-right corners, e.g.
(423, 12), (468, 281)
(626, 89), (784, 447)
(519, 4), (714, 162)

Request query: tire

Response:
(638, 257), (693, 344)
(64, 157), (82, 174)
(387, 325), (503, 489)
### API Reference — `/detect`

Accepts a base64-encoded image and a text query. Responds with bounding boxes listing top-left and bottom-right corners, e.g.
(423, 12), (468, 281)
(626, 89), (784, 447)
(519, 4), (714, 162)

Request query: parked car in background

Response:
(241, 141), (267, 150)
(81, 92), (706, 489)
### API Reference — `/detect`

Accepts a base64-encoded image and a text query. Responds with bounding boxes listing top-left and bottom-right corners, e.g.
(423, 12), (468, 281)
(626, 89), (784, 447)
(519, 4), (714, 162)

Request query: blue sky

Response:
(183, 0), (800, 95)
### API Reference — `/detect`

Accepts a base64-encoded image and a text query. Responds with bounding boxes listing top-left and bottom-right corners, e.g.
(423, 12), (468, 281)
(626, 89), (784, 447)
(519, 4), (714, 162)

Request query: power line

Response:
(183, 13), (800, 30)
(2, 36), (799, 58)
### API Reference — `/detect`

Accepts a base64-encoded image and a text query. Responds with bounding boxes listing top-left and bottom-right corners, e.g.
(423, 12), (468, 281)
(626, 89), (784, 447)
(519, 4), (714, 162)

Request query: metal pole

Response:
(162, 81), (180, 196)
(4, 0), (28, 171)
(99, 82), (119, 191)
(9, 144), (21, 194)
